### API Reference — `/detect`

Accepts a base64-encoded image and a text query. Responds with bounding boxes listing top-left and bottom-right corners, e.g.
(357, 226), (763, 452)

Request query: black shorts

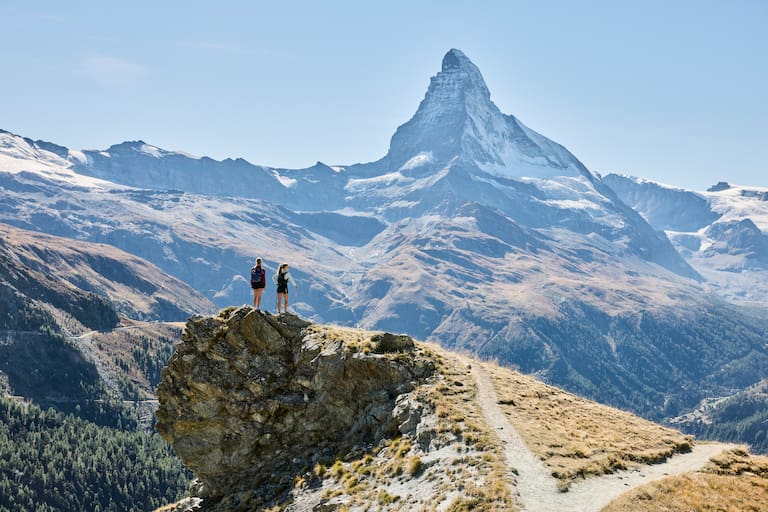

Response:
(277, 284), (288, 294)
(252, 283), (265, 290)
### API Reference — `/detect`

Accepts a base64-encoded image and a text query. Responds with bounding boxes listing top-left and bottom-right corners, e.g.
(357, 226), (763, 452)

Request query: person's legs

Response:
(284, 292), (289, 313)
(255, 288), (263, 309)
(277, 292), (285, 313)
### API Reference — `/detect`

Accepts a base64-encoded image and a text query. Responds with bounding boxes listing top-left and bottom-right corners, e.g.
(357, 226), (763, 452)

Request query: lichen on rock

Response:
(155, 306), (435, 506)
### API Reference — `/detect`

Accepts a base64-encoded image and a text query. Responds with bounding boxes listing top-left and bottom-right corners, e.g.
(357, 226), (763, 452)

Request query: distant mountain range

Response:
(603, 174), (768, 305)
(1, 49), (767, 442)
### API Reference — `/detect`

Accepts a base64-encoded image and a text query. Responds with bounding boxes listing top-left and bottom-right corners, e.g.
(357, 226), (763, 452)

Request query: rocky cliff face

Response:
(156, 307), (435, 507)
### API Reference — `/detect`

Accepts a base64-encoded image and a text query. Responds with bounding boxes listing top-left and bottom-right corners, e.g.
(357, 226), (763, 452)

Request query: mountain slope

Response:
(0, 222), (214, 409)
(0, 223), (214, 321)
(0, 223), (203, 510)
(603, 174), (768, 304)
(74, 140), (290, 201)
(2, 50), (767, 431)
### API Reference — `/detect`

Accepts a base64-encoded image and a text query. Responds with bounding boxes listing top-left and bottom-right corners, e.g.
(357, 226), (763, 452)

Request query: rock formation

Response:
(156, 306), (435, 506)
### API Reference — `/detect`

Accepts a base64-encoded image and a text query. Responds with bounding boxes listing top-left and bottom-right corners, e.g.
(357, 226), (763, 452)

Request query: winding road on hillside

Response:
(2, 324), (172, 428)
(0, 322), (176, 342)
(472, 364), (735, 512)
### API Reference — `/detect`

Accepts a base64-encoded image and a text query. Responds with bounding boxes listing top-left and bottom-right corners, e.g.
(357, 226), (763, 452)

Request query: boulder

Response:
(155, 307), (434, 502)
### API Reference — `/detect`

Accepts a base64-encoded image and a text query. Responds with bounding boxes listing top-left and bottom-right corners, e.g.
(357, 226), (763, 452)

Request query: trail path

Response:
(2, 323), (171, 429)
(472, 364), (735, 512)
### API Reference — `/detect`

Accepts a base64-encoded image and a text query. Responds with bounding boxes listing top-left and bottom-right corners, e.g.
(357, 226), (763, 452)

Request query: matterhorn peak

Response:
(439, 49), (488, 90)
(430, 49), (492, 108)
(433, 49), (493, 110)
(383, 49), (588, 181)
(441, 48), (470, 70)
(383, 49), (494, 171)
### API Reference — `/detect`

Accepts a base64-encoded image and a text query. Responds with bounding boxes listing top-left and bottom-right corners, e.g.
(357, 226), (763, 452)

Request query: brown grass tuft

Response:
(484, 361), (693, 489)
(703, 447), (768, 478)
(603, 470), (768, 512)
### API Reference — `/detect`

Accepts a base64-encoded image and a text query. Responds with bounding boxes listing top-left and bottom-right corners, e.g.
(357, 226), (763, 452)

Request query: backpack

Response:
(250, 266), (263, 287)
(277, 271), (288, 287)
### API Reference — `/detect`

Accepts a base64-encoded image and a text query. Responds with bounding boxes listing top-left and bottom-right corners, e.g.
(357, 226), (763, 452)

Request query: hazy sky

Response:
(1, 1), (765, 190)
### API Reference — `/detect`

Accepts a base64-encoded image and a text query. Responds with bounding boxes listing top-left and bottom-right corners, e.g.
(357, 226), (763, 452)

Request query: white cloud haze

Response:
(82, 55), (148, 88)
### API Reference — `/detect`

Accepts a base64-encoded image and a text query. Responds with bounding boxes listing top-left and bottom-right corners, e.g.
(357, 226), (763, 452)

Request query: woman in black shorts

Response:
(273, 263), (298, 314)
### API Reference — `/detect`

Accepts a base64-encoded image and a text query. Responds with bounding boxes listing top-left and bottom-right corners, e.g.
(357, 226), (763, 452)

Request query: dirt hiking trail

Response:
(472, 364), (735, 512)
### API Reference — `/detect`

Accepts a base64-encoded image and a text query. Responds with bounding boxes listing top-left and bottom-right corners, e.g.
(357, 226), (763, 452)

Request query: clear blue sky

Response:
(1, 1), (766, 190)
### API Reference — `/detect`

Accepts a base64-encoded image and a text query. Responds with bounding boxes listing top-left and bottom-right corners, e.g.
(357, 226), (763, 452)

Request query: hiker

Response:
(273, 263), (298, 314)
(250, 258), (266, 310)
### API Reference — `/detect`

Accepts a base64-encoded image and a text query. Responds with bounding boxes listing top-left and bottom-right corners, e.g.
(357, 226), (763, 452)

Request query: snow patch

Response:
(467, 112), (584, 180)
(389, 200), (420, 209)
(0, 132), (130, 190)
(450, 215), (478, 230)
(271, 170), (296, 188)
(68, 150), (88, 165)
(137, 143), (162, 158)
(704, 185), (768, 232)
(346, 171), (411, 192)
(399, 152), (433, 171)
(173, 150), (201, 160)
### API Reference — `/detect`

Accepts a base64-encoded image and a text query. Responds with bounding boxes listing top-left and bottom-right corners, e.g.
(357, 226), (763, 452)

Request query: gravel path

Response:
(472, 364), (735, 512)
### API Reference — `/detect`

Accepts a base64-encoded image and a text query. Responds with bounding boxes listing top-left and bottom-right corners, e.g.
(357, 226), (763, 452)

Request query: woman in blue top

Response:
(273, 263), (298, 314)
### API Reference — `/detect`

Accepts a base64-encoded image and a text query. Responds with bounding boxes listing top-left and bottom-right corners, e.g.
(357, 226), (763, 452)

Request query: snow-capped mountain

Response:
(382, 49), (589, 180)
(74, 140), (294, 201)
(604, 174), (768, 304)
(2, 50), (768, 425)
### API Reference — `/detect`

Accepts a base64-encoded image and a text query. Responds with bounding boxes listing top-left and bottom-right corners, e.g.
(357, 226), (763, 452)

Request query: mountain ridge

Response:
(2, 49), (767, 448)
(603, 173), (768, 304)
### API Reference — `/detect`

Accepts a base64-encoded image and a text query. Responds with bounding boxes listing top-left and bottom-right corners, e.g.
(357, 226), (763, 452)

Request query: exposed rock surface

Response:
(155, 307), (434, 504)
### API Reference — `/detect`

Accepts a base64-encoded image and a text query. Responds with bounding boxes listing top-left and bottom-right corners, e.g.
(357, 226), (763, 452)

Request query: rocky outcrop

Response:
(155, 307), (434, 505)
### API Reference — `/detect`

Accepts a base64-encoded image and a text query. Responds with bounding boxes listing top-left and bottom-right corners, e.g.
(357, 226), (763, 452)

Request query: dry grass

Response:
(603, 450), (768, 512)
(415, 344), (517, 511)
(484, 362), (693, 488)
(703, 447), (768, 478)
(303, 324), (376, 353)
(288, 334), (517, 511)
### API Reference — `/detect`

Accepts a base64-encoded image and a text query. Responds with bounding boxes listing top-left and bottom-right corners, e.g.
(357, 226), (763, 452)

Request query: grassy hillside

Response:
(0, 223), (214, 322)
(484, 360), (693, 489)
(604, 448), (768, 511)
